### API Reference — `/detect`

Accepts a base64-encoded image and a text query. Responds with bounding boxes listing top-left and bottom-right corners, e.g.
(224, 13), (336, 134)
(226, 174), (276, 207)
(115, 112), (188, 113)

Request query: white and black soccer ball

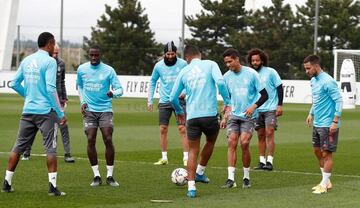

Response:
(171, 168), (188, 186)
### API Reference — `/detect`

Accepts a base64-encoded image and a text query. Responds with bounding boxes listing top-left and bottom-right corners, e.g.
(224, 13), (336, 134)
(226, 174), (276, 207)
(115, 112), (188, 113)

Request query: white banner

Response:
(1, 72), (359, 105)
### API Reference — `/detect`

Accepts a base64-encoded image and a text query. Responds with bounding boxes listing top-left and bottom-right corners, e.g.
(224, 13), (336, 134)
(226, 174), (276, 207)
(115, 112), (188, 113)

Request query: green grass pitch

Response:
(0, 94), (359, 207)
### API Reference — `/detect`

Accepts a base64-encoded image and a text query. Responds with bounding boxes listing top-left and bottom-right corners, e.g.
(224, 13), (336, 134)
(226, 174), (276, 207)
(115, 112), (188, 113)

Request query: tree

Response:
(185, 0), (248, 72)
(295, 0), (360, 75)
(83, 0), (161, 75)
(228, 0), (306, 79)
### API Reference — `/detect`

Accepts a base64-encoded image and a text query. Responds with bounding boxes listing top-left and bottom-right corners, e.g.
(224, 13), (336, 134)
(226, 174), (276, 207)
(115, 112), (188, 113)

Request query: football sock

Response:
(5, 170), (14, 185)
(161, 151), (168, 160)
(48, 172), (57, 187)
(91, 165), (101, 177)
(267, 155), (273, 164)
(188, 180), (196, 191)
(320, 172), (331, 187)
(243, 167), (250, 179)
(228, 167), (236, 181)
(183, 152), (188, 161)
(260, 156), (266, 164)
(196, 164), (206, 175)
(106, 165), (114, 178)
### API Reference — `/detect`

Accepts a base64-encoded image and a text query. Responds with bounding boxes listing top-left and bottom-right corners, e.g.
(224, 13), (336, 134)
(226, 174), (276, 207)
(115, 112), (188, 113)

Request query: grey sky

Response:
(16, 0), (305, 45)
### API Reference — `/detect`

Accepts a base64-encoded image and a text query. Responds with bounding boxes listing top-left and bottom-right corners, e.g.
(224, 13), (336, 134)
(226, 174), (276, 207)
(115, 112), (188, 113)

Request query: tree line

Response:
(85, 0), (359, 78)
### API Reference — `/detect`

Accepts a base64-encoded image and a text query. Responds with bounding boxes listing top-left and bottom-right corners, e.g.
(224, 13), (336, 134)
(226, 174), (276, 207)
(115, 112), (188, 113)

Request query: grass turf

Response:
(0, 94), (359, 207)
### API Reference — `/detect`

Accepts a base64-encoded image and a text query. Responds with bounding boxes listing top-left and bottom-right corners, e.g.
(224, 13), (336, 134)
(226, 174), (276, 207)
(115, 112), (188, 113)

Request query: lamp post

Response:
(180, 0), (185, 58)
(313, 0), (319, 54)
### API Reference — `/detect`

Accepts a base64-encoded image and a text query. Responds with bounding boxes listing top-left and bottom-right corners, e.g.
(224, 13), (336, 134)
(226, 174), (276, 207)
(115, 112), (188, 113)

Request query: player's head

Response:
(183, 45), (201, 64)
(303, 54), (321, 77)
(89, 45), (101, 66)
(38, 32), (55, 56)
(52, 44), (60, 59)
(247, 48), (268, 71)
(223, 48), (241, 72)
(164, 41), (177, 66)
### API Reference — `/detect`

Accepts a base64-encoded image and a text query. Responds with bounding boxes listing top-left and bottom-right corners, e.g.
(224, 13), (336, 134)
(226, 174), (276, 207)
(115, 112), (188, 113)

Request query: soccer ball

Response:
(171, 168), (188, 186)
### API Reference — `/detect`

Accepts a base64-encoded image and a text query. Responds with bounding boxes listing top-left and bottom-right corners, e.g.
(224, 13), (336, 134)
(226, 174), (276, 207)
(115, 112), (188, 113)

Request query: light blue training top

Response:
(309, 71), (342, 127)
(257, 66), (282, 112)
(223, 66), (264, 119)
(10, 49), (64, 119)
(77, 62), (123, 112)
(170, 58), (230, 120)
(148, 58), (187, 105)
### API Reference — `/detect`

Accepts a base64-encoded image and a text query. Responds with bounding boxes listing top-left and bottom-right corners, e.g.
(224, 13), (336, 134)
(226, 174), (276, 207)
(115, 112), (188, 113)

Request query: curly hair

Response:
(246, 48), (268, 66)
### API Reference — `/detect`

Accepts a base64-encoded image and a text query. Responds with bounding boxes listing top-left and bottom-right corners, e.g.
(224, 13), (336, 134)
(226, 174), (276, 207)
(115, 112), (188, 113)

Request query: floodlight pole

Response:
(60, 0), (64, 57)
(180, 0), (185, 58)
(313, 0), (319, 55)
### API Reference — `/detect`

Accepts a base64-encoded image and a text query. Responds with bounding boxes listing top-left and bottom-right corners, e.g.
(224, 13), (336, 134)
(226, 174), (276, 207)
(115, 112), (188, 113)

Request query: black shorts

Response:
(186, 115), (220, 140)
(158, 101), (186, 126)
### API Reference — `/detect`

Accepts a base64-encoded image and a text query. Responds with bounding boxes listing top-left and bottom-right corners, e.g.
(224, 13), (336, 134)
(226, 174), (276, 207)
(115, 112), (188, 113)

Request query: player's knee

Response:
(160, 125), (168, 134)
(240, 139), (250, 149)
(178, 125), (186, 133)
(265, 128), (275, 137)
(103, 137), (113, 146)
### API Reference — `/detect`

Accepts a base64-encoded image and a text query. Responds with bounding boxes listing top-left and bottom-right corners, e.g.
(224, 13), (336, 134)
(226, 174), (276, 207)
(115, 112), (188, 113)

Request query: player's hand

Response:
(147, 104), (153, 112)
(244, 104), (256, 118)
(107, 91), (113, 98)
(178, 93), (186, 100)
(276, 106), (283, 117)
(176, 114), (186, 125)
(220, 119), (227, 129)
(59, 116), (67, 125)
(330, 122), (338, 134)
(306, 114), (313, 127)
(81, 103), (88, 116)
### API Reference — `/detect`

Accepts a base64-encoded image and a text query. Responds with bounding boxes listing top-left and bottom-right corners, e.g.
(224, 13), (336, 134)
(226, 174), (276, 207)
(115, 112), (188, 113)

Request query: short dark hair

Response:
(37, 32), (54, 48)
(247, 48), (268, 66)
(223, 48), (240, 59)
(184, 45), (200, 57)
(303, 54), (320, 65)
(89, 45), (101, 52)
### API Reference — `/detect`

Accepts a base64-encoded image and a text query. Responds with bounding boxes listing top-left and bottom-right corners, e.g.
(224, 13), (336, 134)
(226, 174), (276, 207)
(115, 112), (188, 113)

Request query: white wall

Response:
(1, 72), (359, 105)
(0, 0), (19, 71)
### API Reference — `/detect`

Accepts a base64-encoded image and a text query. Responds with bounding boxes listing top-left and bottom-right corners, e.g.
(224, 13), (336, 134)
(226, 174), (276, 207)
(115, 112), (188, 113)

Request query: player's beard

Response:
(164, 57), (177, 66)
(252, 64), (262, 71)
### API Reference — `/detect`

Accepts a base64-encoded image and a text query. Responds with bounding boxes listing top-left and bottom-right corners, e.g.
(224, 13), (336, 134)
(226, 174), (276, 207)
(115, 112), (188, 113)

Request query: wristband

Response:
(332, 120), (338, 124)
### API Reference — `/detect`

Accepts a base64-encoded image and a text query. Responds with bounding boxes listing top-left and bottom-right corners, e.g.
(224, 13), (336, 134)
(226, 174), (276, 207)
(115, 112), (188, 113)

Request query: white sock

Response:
(183, 152), (189, 161)
(161, 151), (168, 160)
(5, 170), (14, 185)
(91, 165), (101, 177)
(320, 172), (331, 187)
(106, 165), (114, 178)
(196, 164), (206, 175)
(320, 167), (324, 175)
(267, 155), (273, 164)
(188, 180), (196, 191)
(260, 156), (266, 164)
(243, 167), (250, 179)
(228, 167), (236, 181)
(48, 172), (57, 187)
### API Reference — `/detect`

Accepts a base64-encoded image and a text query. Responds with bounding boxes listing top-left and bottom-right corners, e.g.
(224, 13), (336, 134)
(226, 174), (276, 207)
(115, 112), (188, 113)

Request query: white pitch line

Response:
(1, 151), (360, 179)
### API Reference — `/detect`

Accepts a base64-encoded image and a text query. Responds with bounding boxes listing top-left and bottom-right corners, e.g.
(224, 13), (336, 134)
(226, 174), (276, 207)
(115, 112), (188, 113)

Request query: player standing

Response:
(247, 48), (283, 171)
(304, 55), (342, 194)
(148, 41), (189, 166)
(170, 45), (231, 198)
(77, 45), (123, 187)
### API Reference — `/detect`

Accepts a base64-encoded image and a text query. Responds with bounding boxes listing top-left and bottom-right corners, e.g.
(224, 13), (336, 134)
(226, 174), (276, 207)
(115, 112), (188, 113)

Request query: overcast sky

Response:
(16, 0), (305, 45)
